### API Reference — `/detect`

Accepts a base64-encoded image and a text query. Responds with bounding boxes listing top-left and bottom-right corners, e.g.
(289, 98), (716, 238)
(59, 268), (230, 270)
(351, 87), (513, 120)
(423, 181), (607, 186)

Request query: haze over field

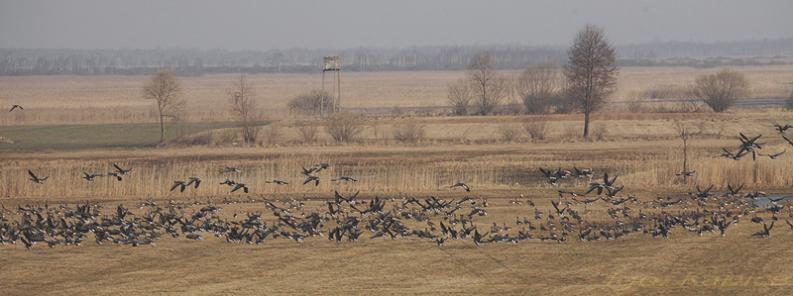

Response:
(1, 0), (792, 50)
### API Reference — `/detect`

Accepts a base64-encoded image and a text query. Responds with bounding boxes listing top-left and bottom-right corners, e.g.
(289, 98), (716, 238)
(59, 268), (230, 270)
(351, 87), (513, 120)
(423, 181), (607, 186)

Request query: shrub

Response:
(393, 123), (426, 143)
(786, 87), (793, 111)
(692, 69), (749, 112)
(288, 90), (335, 116)
(523, 121), (548, 141)
(297, 124), (319, 143)
(325, 113), (365, 143)
(497, 124), (520, 142)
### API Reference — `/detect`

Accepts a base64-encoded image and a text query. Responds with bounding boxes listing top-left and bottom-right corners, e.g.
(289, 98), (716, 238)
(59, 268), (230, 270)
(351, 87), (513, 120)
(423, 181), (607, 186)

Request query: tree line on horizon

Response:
(1, 38), (792, 76)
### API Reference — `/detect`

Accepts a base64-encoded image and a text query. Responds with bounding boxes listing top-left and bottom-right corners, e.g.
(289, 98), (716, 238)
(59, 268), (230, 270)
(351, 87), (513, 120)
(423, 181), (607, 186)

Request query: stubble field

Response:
(1, 66), (793, 295)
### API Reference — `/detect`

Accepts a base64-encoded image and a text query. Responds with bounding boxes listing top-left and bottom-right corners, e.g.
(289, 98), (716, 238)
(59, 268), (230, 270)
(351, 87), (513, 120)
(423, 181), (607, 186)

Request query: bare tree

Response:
(143, 69), (184, 144)
(468, 52), (507, 115)
(692, 69), (749, 113)
(516, 64), (564, 114)
(227, 74), (258, 144)
(564, 25), (618, 139)
(447, 78), (471, 115)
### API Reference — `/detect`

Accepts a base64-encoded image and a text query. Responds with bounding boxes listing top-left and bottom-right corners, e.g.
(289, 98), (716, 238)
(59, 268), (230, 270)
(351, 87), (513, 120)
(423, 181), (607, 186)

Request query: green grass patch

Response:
(0, 121), (269, 150)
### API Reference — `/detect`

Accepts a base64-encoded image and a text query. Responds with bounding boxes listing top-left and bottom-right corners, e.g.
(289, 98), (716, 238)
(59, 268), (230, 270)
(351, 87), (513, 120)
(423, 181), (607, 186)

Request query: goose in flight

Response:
(303, 175), (320, 186)
(676, 170), (696, 177)
(230, 182), (249, 193)
(774, 123), (793, 134)
(265, 179), (289, 185)
(450, 182), (471, 192)
(185, 176), (201, 188)
(332, 176), (358, 182)
(82, 172), (103, 182)
(170, 180), (188, 192)
(9, 104), (23, 112)
(222, 167), (242, 174)
(573, 167), (594, 178)
(112, 163), (132, 175)
(220, 178), (236, 186)
(761, 150), (785, 160)
(28, 170), (48, 184)
(726, 183), (744, 196)
(107, 172), (123, 181)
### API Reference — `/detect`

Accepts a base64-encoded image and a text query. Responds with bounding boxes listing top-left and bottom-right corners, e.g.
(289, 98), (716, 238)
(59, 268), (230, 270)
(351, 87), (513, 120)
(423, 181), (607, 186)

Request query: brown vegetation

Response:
(692, 69), (750, 112)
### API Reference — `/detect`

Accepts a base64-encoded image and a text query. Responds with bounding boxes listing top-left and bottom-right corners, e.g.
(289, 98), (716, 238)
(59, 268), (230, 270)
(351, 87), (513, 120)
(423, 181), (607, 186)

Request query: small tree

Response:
(468, 52), (507, 115)
(227, 74), (258, 144)
(288, 90), (335, 116)
(143, 69), (184, 144)
(447, 78), (471, 116)
(692, 69), (749, 112)
(784, 82), (793, 111)
(564, 25), (618, 139)
(517, 64), (564, 114)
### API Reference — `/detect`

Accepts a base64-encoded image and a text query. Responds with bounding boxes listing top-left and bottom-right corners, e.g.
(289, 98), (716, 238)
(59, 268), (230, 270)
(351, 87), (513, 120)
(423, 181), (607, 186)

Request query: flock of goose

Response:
(5, 115), (793, 249)
(2, 170), (792, 250)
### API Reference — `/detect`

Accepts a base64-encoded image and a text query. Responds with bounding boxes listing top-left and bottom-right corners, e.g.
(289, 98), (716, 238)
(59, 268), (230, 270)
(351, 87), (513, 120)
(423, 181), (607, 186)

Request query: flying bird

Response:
(82, 172), (103, 182)
(28, 170), (48, 184)
(265, 179), (289, 185)
(9, 104), (23, 112)
(450, 182), (471, 192)
(112, 163), (132, 175)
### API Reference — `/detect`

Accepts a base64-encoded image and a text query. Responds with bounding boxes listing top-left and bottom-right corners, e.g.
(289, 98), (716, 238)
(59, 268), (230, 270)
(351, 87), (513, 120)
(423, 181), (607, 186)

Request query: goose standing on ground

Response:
(9, 104), (23, 112)
(28, 170), (48, 184)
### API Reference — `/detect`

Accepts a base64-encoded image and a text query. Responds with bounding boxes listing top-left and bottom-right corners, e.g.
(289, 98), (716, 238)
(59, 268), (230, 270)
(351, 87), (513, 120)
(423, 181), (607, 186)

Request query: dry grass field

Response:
(2, 68), (793, 295)
(2, 65), (793, 125)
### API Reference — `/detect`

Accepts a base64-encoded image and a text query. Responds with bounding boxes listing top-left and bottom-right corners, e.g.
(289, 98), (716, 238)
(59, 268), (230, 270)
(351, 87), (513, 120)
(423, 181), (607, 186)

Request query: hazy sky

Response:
(1, 0), (792, 50)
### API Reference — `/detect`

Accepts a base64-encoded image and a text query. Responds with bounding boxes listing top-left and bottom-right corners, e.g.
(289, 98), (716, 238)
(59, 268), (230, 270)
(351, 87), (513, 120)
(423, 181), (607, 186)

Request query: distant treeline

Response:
(1, 39), (792, 76)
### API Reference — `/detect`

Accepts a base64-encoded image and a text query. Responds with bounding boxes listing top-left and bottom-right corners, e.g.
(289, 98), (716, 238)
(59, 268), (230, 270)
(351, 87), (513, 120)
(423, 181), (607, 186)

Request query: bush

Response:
(325, 113), (365, 143)
(259, 125), (281, 146)
(497, 124), (520, 142)
(523, 121), (547, 141)
(297, 124), (319, 143)
(787, 88), (793, 111)
(589, 124), (607, 141)
(393, 123), (426, 143)
(642, 84), (692, 99)
(447, 79), (471, 116)
(288, 90), (335, 116)
(692, 69), (749, 112)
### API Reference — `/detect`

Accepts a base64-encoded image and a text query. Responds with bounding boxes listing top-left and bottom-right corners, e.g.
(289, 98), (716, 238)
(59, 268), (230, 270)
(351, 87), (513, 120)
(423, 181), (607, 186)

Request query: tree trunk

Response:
(583, 111), (590, 140)
(159, 115), (165, 144)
